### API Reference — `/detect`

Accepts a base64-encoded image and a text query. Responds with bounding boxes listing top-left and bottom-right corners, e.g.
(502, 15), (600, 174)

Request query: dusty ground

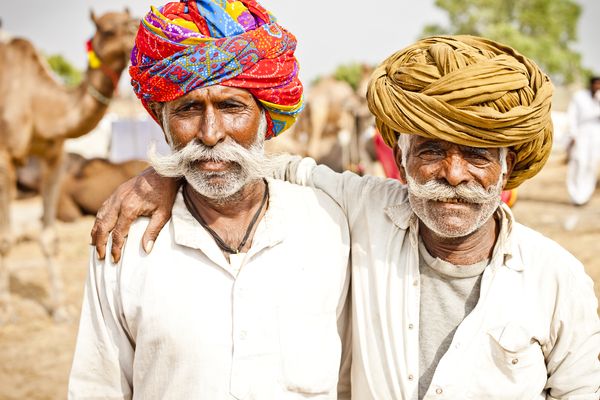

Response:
(0, 152), (599, 400)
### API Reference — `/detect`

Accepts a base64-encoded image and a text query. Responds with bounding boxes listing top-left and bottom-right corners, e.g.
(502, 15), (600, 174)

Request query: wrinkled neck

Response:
(418, 215), (499, 265)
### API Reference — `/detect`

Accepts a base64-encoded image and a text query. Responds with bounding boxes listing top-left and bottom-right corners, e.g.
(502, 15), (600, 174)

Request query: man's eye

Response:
(418, 149), (444, 159)
(466, 153), (493, 165)
(176, 104), (199, 113)
(218, 102), (244, 110)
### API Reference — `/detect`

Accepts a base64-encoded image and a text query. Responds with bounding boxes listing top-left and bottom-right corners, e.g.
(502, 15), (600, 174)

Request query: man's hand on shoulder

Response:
(91, 168), (180, 263)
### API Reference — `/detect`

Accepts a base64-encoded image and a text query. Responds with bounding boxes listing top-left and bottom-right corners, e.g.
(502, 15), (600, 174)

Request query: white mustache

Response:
(148, 136), (265, 180)
(406, 175), (501, 204)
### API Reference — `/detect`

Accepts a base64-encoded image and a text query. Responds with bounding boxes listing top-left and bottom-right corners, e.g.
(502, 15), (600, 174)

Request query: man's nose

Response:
(198, 112), (225, 147)
(439, 154), (471, 186)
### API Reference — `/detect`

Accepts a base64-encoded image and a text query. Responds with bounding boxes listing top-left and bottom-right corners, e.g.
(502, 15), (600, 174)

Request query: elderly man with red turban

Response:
(91, 33), (600, 399)
(68, 1), (351, 399)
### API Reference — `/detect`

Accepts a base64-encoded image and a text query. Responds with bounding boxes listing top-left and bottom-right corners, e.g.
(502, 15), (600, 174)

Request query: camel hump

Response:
(5, 37), (38, 56)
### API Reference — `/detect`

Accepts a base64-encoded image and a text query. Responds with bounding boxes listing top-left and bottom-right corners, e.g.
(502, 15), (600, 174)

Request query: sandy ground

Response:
(0, 152), (599, 400)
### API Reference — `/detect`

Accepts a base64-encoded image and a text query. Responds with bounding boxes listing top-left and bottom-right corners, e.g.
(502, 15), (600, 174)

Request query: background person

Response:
(566, 76), (600, 205)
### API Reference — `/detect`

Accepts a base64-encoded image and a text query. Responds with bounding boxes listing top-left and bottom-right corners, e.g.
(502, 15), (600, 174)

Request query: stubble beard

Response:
(406, 174), (504, 239)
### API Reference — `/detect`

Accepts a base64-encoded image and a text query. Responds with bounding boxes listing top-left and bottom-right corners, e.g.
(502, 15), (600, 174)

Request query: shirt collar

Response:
(384, 197), (523, 272)
(495, 203), (523, 272)
(171, 178), (287, 257)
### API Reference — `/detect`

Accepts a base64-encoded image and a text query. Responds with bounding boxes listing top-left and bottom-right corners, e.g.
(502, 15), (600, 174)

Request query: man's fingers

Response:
(110, 208), (137, 263)
(110, 230), (125, 264)
(92, 204), (119, 260)
(142, 210), (171, 253)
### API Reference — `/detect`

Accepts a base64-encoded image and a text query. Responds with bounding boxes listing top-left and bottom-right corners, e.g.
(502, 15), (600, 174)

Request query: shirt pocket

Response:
(277, 309), (340, 397)
(466, 323), (547, 400)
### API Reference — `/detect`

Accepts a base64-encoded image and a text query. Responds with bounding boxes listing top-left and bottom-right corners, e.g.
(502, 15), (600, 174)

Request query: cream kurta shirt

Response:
(277, 158), (600, 400)
(69, 179), (351, 400)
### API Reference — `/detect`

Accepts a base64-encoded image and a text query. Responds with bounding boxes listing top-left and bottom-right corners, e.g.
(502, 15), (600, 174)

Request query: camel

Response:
(57, 157), (149, 222)
(302, 66), (375, 173)
(17, 154), (149, 222)
(0, 9), (136, 324)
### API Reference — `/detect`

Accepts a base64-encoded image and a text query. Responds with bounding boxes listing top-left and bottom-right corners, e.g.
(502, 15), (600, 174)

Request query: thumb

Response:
(142, 210), (170, 253)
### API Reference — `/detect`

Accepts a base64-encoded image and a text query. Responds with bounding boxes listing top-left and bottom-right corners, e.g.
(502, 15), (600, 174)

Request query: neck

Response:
(185, 179), (266, 222)
(418, 214), (500, 265)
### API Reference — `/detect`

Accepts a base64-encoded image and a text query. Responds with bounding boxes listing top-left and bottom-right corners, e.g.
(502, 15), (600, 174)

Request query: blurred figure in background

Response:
(566, 76), (600, 205)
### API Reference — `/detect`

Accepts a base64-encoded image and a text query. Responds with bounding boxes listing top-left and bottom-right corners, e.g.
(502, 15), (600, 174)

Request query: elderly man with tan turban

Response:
(92, 35), (600, 399)
(69, 1), (352, 399)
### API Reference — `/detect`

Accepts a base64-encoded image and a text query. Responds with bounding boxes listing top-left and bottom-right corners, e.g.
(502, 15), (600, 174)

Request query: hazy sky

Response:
(2, 0), (598, 90)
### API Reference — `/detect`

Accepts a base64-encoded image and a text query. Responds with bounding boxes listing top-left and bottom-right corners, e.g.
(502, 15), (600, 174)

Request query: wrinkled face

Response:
(150, 85), (268, 199)
(398, 136), (511, 238)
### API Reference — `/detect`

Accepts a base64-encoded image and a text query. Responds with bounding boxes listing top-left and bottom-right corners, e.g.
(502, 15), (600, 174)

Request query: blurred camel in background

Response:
(299, 65), (376, 172)
(18, 154), (149, 223)
(0, 9), (136, 323)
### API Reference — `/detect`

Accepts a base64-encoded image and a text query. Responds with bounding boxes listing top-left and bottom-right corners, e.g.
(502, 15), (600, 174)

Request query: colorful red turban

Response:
(130, 0), (304, 139)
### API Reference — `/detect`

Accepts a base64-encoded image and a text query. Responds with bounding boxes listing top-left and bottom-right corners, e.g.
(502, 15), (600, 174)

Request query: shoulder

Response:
(572, 90), (591, 103)
(512, 222), (588, 283)
(113, 216), (174, 267)
(268, 179), (348, 225)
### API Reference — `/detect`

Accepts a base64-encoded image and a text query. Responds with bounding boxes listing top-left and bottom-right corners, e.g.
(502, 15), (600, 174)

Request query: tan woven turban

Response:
(367, 35), (554, 189)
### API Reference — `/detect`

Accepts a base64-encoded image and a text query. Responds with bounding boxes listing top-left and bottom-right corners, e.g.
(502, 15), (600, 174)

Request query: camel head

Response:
(89, 8), (137, 74)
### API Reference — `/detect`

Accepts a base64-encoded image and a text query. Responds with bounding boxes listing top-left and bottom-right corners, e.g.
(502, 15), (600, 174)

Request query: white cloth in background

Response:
(68, 179), (351, 400)
(109, 118), (171, 163)
(276, 158), (600, 400)
(566, 89), (600, 205)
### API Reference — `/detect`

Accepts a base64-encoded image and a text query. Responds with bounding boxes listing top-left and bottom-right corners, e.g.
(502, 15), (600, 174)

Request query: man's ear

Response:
(502, 149), (517, 189)
(393, 144), (408, 184)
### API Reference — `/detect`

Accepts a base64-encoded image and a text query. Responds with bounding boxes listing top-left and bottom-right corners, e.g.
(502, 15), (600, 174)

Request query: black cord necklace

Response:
(183, 179), (269, 254)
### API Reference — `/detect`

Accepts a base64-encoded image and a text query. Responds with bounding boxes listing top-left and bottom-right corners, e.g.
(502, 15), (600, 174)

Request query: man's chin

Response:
(185, 172), (246, 200)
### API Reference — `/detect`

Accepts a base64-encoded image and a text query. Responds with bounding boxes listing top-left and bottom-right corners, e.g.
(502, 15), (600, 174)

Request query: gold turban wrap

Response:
(367, 35), (553, 189)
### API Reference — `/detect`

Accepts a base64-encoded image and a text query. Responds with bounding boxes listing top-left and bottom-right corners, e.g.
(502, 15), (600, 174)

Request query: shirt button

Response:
(435, 388), (443, 395)
(408, 374), (414, 381)
(511, 358), (519, 365)
(413, 279), (419, 287)
(408, 323), (414, 329)
(239, 330), (247, 340)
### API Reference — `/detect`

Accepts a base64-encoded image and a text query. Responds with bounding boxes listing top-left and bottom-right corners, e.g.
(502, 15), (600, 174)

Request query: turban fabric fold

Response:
(130, 0), (303, 139)
(367, 35), (554, 189)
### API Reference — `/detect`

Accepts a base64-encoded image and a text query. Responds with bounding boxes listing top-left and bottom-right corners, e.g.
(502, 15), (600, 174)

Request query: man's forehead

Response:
(172, 85), (255, 103)
(409, 136), (498, 153)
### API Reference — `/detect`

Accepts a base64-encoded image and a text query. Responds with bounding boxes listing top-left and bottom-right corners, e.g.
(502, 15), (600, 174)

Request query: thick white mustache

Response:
(148, 136), (266, 180)
(406, 175), (502, 204)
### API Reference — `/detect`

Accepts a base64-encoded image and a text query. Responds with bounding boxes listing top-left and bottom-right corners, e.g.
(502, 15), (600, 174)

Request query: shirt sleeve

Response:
(272, 155), (377, 224)
(544, 261), (600, 399)
(68, 246), (134, 400)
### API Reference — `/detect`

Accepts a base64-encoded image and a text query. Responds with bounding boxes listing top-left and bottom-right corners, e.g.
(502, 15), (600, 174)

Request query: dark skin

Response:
(394, 136), (516, 265)
(92, 85), (267, 262)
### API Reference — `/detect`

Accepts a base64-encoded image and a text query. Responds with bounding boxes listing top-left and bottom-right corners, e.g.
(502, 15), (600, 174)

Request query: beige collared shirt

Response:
(68, 179), (351, 400)
(277, 158), (600, 400)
